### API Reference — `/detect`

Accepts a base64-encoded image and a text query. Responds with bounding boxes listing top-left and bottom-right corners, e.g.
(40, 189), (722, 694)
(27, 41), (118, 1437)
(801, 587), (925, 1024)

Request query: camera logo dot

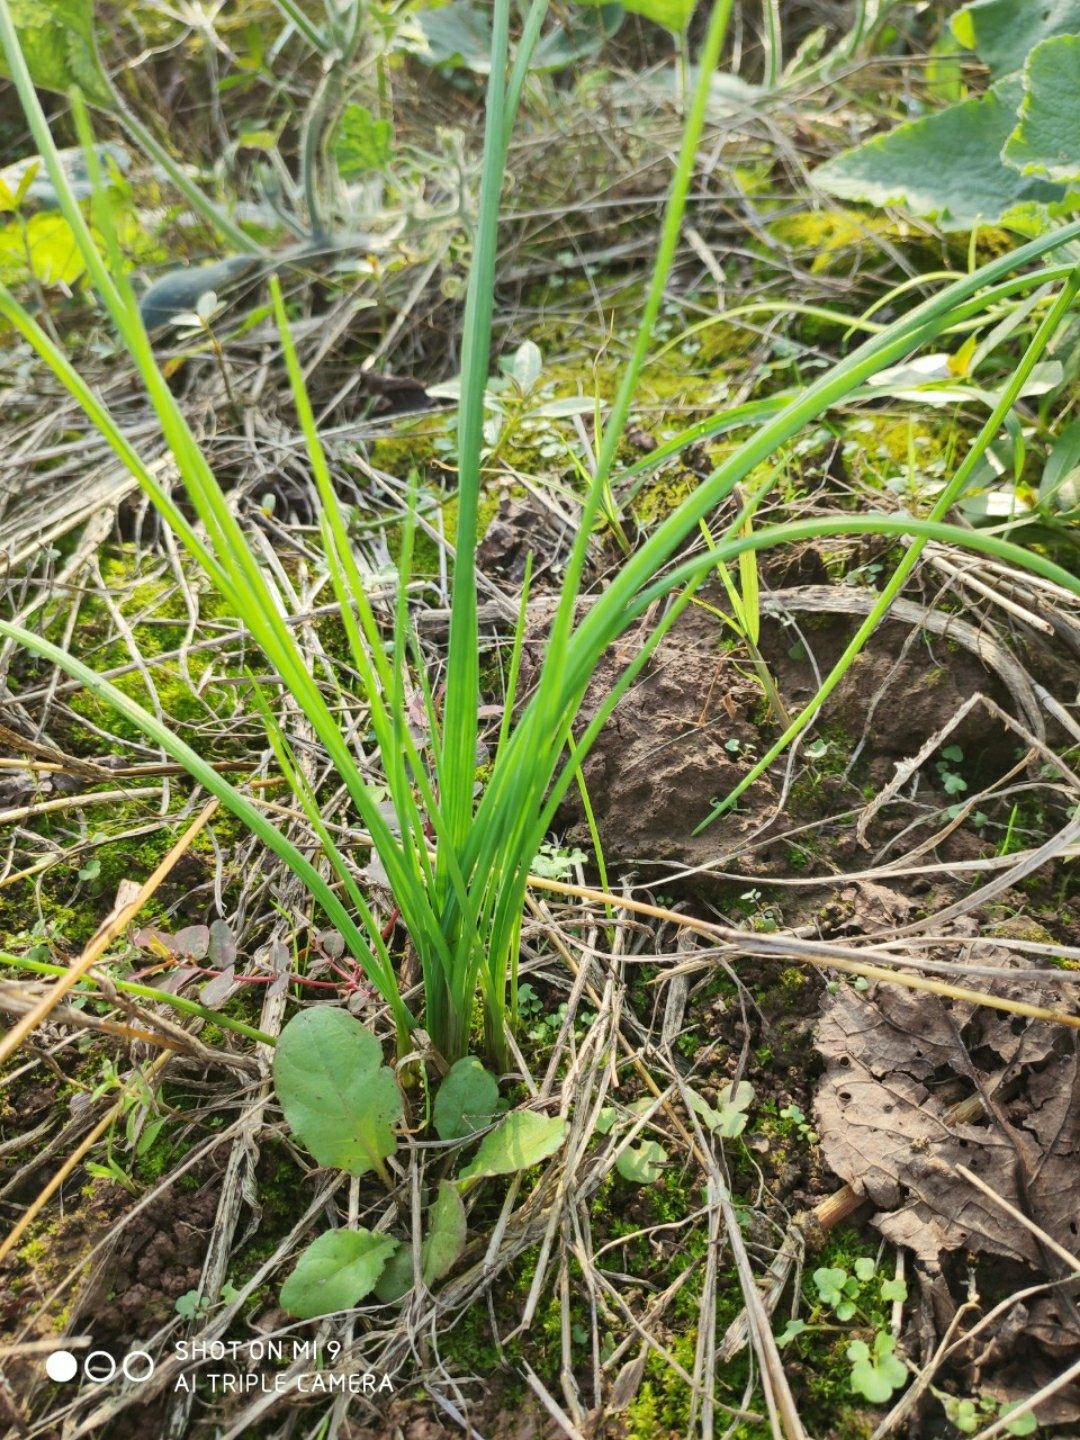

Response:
(84, 1352), (116, 1384)
(44, 1351), (78, 1384)
(43, 1348), (156, 1385)
(123, 1351), (155, 1383)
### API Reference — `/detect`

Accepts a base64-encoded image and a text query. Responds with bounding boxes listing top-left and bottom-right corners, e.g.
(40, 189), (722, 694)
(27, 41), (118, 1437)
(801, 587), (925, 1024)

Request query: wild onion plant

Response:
(0, 0), (1078, 1066)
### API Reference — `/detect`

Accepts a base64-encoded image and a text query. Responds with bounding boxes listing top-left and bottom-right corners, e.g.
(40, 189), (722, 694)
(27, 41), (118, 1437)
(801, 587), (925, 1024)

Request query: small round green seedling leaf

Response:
(687, 1081), (755, 1138)
(273, 1008), (402, 1178)
(941, 1394), (979, 1435)
(458, 1110), (566, 1184)
(813, 1266), (848, 1308)
(880, 1277), (908, 1304)
(1001, 1401), (1038, 1436)
(616, 1139), (667, 1184)
(432, 1056), (500, 1141)
(421, 1180), (467, 1285)
(280, 1229), (397, 1319)
(854, 1257), (876, 1283)
(846, 1333), (908, 1404)
(373, 1241), (414, 1304)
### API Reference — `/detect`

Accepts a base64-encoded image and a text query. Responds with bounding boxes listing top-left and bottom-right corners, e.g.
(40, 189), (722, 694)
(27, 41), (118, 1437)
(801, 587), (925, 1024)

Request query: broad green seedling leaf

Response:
(616, 1139), (667, 1184)
(273, 1008), (402, 1179)
(421, 1180), (467, 1284)
(776, 1318), (807, 1348)
(1, 0), (110, 103)
(815, 76), (1068, 230)
(280, 1229), (397, 1319)
(1003, 35), (1080, 185)
(846, 1332), (908, 1404)
(952, 0), (1080, 76)
(373, 1241), (414, 1303)
(433, 1056), (501, 1141)
(458, 1110), (566, 1184)
(577, 0), (694, 33)
(1040, 416), (1080, 510)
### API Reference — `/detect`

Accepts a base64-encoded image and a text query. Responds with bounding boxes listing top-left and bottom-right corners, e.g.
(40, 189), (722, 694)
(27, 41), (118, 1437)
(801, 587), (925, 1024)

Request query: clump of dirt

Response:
(73, 1180), (220, 1340)
(0, 1176), (218, 1439)
(538, 589), (1022, 893)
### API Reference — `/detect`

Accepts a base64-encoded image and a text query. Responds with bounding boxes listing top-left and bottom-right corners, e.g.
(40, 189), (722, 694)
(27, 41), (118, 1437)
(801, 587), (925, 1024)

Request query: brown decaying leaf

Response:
(812, 913), (1078, 1272)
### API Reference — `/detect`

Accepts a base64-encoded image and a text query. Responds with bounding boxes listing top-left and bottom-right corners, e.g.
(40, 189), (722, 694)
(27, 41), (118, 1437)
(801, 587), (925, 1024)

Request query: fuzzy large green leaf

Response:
(458, 1110), (566, 1183)
(2, 0), (110, 103)
(815, 76), (1067, 229)
(273, 1008), (402, 1177)
(415, 0), (621, 71)
(280, 1229), (397, 1319)
(1003, 35), (1080, 184)
(951, 0), (1080, 76)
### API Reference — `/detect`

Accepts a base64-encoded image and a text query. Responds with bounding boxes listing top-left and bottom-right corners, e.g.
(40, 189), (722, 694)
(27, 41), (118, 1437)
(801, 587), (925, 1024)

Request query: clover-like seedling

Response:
(616, 1139), (668, 1184)
(813, 1265), (860, 1321)
(687, 1080), (755, 1138)
(847, 1332), (907, 1404)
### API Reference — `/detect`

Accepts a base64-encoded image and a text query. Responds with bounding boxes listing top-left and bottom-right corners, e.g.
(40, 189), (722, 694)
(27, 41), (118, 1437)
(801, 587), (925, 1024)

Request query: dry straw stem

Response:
(955, 1164), (1080, 1277)
(523, 877), (1080, 1030)
(0, 798), (218, 1068)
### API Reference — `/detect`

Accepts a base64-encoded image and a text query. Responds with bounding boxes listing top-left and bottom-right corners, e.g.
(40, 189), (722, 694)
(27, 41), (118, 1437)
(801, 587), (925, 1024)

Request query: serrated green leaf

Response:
(421, 1180), (467, 1284)
(952, 0), (1080, 77)
(332, 103), (393, 179)
(2, 0), (111, 104)
(815, 76), (1068, 230)
(458, 1110), (566, 1183)
(273, 1008), (401, 1178)
(433, 1056), (501, 1141)
(616, 1138), (667, 1184)
(1003, 35), (1080, 185)
(279, 1229), (396, 1319)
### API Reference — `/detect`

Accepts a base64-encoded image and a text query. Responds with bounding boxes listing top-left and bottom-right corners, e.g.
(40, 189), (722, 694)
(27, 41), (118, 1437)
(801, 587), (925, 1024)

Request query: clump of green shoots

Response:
(0, 0), (1077, 1074)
